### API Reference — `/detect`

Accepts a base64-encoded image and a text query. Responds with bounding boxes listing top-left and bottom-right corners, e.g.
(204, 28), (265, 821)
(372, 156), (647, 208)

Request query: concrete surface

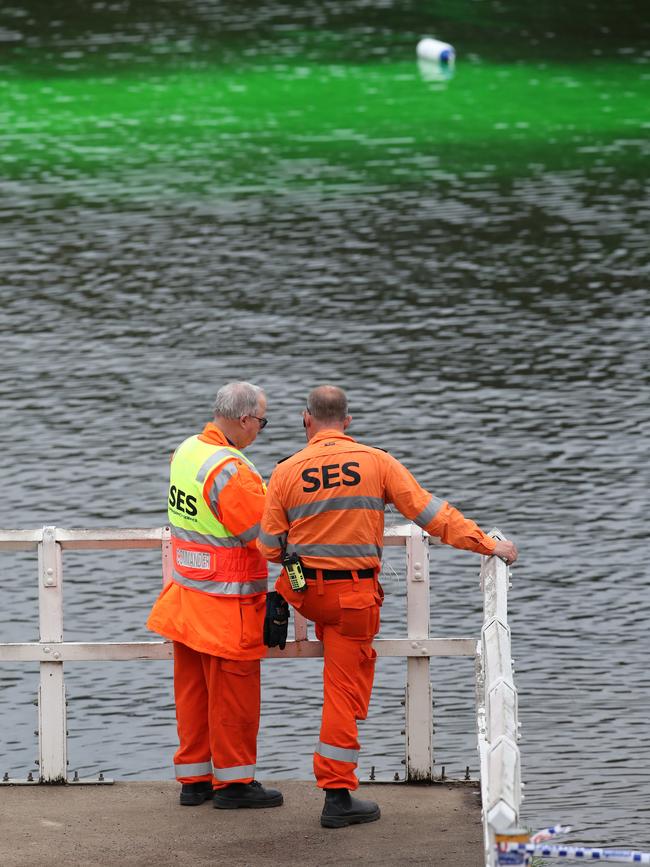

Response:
(0, 780), (484, 867)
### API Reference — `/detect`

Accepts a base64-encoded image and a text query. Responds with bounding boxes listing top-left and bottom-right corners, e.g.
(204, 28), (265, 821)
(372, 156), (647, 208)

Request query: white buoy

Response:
(416, 37), (455, 66)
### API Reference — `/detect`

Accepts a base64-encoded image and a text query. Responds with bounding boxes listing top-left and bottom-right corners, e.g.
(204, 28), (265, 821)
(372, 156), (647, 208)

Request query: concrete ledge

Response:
(0, 780), (483, 867)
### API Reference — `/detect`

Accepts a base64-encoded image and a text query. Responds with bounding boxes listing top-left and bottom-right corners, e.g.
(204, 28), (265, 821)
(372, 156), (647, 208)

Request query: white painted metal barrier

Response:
(0, 522), (483, 786)
(476, 529), (522, 867)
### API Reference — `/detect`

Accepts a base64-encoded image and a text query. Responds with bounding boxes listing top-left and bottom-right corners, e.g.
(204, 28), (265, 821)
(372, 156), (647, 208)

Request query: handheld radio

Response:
(282, 552), (307, 592)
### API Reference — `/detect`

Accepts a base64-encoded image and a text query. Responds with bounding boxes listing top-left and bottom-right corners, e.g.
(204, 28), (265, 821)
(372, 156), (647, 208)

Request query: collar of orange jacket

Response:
(309, 428), (355, 445)
(198, 422), (235, 448)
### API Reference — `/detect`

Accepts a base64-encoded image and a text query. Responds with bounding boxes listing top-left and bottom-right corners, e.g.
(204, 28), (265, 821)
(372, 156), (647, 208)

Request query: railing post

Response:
(478, 529), (521, 866)
(293, 611), (308, 641)
(37, 526), (67, 782)
(405, 524), (433, 781)
(161, 525), (173, 587)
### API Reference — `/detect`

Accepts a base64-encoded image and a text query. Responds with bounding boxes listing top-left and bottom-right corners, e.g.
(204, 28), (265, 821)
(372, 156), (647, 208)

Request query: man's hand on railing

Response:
(493, 539), (518, 566)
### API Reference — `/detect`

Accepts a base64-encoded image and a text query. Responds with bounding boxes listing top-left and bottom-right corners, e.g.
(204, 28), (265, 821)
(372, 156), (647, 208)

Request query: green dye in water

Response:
(1, 2), (647, 192)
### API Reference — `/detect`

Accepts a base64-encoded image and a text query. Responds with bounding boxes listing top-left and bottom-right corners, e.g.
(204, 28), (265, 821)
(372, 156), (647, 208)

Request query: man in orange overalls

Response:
(257, 385), (518, 828)
(147, 381), (283, 810)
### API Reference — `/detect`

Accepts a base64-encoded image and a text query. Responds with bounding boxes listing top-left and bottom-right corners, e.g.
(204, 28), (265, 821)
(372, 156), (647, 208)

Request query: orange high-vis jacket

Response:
(257, 429), (497, 570)
(147, 423), (268, 660)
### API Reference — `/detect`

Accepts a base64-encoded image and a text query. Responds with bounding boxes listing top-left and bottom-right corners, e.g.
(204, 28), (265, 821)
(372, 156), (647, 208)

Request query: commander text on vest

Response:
(257, 384), (518, 829)
(147, 381), (283, 810)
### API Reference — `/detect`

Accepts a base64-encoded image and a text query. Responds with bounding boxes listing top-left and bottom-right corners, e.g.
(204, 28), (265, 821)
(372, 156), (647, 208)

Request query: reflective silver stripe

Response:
(212, 763), (256, 782)
(287, 496), (385, 522)
(259, 529), (288, 549)
(287, 543), (382, 559)
(414, 495), (444, 529)
(172, 569), (267, 596)
(315, 741), (359, 763)
(171, 526), (244, 548)
(237, 522), (260, 543)
(196, 446), (261, 484)
(196, 448), (239, 483)
(206, 461), (238, 510)
(174, 761), (212, 777)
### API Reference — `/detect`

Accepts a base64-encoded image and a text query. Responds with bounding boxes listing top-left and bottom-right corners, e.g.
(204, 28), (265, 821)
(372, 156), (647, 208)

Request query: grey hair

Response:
(213, 382), (264, 419)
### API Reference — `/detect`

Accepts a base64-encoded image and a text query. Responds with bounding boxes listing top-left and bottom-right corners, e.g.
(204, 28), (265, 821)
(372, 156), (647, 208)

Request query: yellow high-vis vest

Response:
(168, 435), (267, 597)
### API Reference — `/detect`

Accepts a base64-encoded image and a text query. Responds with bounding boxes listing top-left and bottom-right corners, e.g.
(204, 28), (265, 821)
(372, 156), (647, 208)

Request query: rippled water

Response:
(1, 0), (649, 850)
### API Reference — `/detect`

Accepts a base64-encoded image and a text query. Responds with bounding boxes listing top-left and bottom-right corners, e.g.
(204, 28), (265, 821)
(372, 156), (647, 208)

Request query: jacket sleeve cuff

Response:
(477, 535), (498, 555)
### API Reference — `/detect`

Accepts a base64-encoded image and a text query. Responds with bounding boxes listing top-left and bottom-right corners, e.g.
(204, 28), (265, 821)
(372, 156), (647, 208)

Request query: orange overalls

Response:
(276, 568), (382, 789)
(147, 423), (268, 789)
(258, 429), (497, 790)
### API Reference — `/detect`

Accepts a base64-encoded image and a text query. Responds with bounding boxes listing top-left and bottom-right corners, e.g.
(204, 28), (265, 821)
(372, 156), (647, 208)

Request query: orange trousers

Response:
(172, 641), (260, 789)
(277, 572), (382, 790)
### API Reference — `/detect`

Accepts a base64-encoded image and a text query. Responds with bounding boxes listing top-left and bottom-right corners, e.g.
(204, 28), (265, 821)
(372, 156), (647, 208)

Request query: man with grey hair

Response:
(148, 381), (283, 810)
(212, 381), (264, 422)
(259, 384), (517, 828)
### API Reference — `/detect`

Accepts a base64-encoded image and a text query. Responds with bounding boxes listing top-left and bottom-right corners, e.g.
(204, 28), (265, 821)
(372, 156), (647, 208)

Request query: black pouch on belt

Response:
(264, 591), (290, 649)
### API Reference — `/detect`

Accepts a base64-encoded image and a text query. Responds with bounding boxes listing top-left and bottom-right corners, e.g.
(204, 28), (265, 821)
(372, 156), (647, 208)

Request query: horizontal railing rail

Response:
(0, 638), (476, 662)
(0, 524), (442, 551)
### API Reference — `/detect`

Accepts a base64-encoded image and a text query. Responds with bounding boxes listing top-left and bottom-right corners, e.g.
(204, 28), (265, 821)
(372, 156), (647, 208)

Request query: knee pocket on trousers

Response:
(338, 591), (380, 640)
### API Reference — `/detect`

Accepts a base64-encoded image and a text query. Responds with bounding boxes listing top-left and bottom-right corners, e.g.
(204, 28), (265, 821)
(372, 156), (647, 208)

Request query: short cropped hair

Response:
(307, 385), (348, 423)
(213, 382), (264, 419)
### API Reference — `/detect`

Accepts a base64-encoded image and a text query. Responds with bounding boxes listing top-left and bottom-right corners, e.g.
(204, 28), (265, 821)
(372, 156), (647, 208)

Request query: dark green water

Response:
(1, 0), (649, 851)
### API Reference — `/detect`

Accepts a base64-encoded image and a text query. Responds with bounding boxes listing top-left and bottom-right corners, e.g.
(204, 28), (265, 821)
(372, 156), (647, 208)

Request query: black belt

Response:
(303, 567), (376, 581)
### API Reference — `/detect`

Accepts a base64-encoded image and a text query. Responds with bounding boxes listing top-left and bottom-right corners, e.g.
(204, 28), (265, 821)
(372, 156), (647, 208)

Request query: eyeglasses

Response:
(249, 415), (268, 429)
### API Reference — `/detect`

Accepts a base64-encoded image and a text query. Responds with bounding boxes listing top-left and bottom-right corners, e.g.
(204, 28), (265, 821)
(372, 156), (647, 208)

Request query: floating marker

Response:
(416, 37), (456, 66)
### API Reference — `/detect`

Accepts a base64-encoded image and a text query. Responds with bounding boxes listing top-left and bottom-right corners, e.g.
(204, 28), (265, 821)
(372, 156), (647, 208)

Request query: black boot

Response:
(180, 780), (214, 806)
(212, 780), (283, 809)
(320, 788), (381, 828)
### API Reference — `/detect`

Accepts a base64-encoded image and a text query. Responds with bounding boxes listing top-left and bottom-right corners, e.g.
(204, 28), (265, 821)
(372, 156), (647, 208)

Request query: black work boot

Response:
(212, 780), (283, 809)
(320, 787), (381, 828)
(180, 780), (214, 806)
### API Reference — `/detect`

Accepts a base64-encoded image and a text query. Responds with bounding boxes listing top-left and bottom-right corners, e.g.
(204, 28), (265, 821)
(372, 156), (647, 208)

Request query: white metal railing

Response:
(476, 529), (522, 867)
(0, 523), (522, 865)
(0, 522), (481, 786)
